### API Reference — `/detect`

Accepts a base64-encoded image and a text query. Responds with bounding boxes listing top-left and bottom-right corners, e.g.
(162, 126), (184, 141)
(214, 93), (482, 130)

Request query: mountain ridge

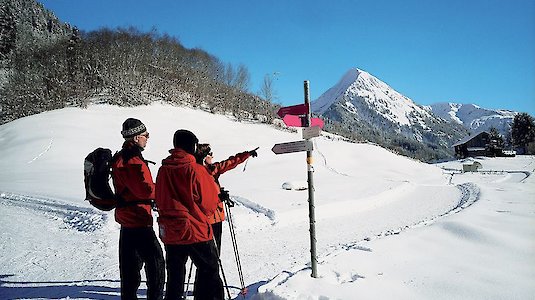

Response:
(427, 102), (516, 137)
(311, 68), (468, 161)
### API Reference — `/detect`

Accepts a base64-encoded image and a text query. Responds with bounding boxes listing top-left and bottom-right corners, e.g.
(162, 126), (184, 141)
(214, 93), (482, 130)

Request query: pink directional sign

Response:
(283, 115), (324, 128)
(277, 103), (309, 118)
(282, 115), (304, 127)
(310, 118), (324, 128)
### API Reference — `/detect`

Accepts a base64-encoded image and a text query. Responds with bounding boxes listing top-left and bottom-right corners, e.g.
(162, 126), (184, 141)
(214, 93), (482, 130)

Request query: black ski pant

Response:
(212, 221), (223, 256)
(164, 240), (223, 300)
(119, 227), (165, 300)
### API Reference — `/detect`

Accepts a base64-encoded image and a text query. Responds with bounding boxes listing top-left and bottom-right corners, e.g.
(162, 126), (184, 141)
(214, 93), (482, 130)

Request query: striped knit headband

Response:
(121, 124), (146, 138)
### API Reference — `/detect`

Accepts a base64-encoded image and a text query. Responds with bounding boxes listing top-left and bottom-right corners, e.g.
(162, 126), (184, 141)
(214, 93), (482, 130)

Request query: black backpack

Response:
(84, 148), (117, 211)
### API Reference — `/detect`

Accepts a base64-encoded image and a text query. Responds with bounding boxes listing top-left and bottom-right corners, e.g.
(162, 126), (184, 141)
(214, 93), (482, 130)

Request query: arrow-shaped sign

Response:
(277, 103), (309, 118)
(272, 140), (313, 155)
(283, 115), (325, 128)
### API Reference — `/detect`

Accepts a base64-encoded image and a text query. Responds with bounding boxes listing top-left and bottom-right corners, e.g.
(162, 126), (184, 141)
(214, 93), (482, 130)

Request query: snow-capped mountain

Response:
(427, 102), (517, 137)
(313, 69), (431, 127)
(311, 68), (468, 160)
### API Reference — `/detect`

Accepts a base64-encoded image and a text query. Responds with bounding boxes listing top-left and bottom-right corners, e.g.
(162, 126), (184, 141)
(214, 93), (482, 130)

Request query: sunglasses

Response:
(139, 132), (150, 138)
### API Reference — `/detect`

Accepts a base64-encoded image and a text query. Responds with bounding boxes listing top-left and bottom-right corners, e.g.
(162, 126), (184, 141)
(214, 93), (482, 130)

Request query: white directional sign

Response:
(271, 140), (313, 155)
(302, 126), (321, 139)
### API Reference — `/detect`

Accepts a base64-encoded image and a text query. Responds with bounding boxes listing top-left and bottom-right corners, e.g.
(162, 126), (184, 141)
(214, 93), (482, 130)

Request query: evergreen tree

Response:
(487, 127), (505, 156)
(511, 113), (535, 154)
(489, 127), (504, 148)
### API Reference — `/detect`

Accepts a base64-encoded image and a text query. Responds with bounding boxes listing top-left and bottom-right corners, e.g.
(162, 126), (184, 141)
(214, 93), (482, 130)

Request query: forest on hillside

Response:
(0, 1), (283, 125)
(0, 26), (278, 125)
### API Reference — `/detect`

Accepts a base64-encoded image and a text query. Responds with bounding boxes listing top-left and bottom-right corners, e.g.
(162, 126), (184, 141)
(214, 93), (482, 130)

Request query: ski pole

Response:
(225, 202), (247, 297)
(212, 234), (232, 300)
(184, 259), (194, 299)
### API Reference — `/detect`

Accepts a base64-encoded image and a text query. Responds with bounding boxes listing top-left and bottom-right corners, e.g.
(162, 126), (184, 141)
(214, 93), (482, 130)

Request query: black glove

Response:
(249, 147), (259, 158)
(225, 197), (235, 208)
(219, 187), (235, 207)
(219, 188), (230, 202)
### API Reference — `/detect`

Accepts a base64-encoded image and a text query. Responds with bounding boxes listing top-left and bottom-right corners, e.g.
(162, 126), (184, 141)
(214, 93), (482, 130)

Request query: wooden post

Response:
(303, 80), (318, 278)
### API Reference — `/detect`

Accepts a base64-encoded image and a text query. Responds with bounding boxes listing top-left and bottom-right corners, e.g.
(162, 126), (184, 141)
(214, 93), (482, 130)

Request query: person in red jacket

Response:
(194, 143), (258, 255)
(111, 118), (165, 300)
(155, 130), (223, 300)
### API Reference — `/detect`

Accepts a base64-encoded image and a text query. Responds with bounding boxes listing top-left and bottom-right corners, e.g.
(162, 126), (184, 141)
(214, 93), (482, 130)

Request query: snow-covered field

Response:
(0, 103), (533, 299)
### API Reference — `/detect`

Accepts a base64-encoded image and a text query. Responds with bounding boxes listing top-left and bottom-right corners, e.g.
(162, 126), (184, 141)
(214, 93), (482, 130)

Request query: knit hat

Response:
(121, 118), (146, 138)
(173, 129), (198, 155)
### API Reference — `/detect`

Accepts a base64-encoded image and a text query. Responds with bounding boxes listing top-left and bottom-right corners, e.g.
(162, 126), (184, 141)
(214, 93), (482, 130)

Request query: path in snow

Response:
(223, 181), (481, 299)
(0, 191), (107, 232)
(315, 182), (481, 266)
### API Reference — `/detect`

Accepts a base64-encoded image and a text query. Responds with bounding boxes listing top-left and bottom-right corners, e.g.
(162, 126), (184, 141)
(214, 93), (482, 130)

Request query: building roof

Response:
(452, 131), (489, 147)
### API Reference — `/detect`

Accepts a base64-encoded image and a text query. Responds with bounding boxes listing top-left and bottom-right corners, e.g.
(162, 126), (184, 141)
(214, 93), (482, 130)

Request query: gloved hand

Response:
(219, 188), (230, 202)
(249, 147), (259, 158)
(219, 187), (235, 207)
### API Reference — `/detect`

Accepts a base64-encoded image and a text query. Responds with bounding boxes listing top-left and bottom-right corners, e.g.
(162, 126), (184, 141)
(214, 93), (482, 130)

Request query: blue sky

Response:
(40, 0), (535, 116)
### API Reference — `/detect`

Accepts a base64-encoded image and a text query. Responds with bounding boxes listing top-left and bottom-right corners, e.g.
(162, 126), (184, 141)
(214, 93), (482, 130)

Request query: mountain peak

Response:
(310, 68), (469, 160)
(311, 68), (364, 114)
(312, 68), (431, 127)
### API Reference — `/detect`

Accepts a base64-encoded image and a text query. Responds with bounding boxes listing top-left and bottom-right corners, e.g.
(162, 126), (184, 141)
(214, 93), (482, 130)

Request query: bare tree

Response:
(259, 73), (277, 102)
(223, 62), (234, 86)
(233, 64), (250, 92)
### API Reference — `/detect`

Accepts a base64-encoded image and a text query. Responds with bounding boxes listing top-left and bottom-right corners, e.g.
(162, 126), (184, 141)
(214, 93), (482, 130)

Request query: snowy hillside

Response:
(428, 102), (517, 136)
(0, 103), (534, 299)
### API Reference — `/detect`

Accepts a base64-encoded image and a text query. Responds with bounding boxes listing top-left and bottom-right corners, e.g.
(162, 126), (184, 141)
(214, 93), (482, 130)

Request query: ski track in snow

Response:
(228, 180), (481, 279)
(231, 181), (481, 256)
(230, 195), (276, 221)
(0, 191), (107, 232)
(314, 140), (351, 177)
(316, 182), (481, 264)
(27, 137), (54, 164)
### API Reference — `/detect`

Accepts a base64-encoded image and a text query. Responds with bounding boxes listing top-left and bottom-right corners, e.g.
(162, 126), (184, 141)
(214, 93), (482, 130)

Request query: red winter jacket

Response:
(205, 151), (251, 224)
(155, 149), (220, 245)
(111, 141), (155, 228)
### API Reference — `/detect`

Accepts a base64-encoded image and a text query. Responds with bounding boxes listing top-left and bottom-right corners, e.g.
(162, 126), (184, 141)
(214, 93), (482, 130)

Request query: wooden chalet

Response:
(453, 131), (491, 158)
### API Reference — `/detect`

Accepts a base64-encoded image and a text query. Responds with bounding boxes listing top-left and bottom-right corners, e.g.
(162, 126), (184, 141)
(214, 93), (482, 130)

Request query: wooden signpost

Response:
(272, 81), (319, 278)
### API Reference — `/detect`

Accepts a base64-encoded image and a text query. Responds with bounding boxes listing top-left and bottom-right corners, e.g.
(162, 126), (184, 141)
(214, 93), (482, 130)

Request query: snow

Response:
(0, 103), (534, 299)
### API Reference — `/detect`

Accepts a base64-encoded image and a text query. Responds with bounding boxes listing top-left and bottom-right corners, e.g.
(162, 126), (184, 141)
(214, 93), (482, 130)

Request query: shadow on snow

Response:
(0, 274), (123, 300)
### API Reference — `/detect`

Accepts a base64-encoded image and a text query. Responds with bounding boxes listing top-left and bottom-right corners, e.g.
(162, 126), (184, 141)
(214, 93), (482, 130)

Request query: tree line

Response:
(0, 26), (279, 124)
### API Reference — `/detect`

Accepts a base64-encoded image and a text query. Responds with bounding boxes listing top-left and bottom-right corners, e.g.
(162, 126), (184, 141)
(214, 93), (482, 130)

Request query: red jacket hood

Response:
(162, 148), (196, 166)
